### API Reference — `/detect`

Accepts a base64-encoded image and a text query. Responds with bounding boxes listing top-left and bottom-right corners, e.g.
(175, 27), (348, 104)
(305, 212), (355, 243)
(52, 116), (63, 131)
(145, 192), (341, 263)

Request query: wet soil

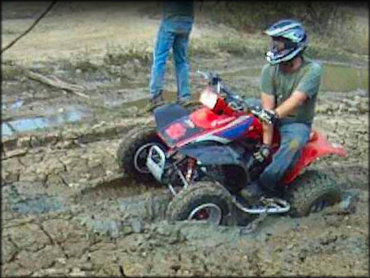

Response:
(1, 2), (369, 277)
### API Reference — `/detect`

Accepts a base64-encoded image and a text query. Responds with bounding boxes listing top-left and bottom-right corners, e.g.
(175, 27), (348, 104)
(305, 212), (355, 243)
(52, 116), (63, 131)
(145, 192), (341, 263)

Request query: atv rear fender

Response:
(282, 130), (347, 185)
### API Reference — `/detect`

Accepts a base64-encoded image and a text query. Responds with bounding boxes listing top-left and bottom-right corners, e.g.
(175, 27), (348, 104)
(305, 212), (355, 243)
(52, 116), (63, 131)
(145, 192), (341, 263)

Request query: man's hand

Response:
(258, 109), (279, 125)
(253, 144), (271, 163)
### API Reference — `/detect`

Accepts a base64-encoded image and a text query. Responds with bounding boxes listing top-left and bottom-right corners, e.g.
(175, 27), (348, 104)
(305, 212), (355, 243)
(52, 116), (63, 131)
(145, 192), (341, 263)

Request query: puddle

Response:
(120, 97), (149, 110)
(1, 108), (85, 137)
(2, 99), (24, 111)
(221, 63), (368, 92)
(10, 194), (67, 214)
(322, 64), (368, 92)
(120, 90), (202, 110)
(10, 99), (24, 109)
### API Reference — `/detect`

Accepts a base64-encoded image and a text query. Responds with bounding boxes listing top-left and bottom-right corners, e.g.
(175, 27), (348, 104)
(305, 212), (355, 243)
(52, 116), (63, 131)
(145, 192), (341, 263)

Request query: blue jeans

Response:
(149, 18), (193, 101)
(259, 120), (311, 191)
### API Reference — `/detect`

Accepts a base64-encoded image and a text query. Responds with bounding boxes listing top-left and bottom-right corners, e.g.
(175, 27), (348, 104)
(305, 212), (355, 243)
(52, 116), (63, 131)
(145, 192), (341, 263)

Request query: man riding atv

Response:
(240, 19), (324, 205)
(116, 19), (346, 225)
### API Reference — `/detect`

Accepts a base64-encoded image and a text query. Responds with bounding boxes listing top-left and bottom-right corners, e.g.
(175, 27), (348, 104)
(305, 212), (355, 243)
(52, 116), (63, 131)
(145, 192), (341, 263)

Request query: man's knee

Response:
(288, 137), (306, 153)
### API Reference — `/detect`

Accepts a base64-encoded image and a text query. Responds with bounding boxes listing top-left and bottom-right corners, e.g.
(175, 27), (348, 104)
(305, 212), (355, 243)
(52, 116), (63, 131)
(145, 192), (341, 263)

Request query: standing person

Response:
(240, 19), (324, 203)
(147, 0), (194, 111)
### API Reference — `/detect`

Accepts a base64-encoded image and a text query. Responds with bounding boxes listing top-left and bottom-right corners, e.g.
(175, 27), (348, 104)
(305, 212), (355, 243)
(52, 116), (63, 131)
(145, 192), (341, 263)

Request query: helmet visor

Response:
(271, 37), (297, 53)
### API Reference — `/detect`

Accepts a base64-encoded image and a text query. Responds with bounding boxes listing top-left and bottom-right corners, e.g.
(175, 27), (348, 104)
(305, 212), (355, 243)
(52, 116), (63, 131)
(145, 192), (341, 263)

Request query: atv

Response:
(116, 71), (347, 225)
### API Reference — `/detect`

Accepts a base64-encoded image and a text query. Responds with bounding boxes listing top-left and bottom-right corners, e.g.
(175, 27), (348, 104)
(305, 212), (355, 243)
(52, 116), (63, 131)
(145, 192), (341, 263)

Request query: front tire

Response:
(116, 125), (167, 183)
(288, 170), (342, 217)
(167, 182), (233, 225)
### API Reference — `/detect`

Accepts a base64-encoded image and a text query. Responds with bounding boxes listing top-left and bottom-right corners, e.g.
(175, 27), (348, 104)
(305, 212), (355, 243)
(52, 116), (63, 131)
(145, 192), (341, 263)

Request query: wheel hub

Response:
(188, 203), (222, 225)
(134, 143), (160, 174)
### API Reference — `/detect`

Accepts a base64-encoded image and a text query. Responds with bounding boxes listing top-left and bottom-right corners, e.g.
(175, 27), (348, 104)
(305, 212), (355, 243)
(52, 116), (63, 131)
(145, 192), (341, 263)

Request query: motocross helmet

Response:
(264, 19), (308, 65)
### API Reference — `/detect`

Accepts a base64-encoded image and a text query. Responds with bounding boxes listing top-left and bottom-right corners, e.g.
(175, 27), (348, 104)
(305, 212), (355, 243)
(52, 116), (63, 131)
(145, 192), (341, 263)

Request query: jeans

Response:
(149, 18), (193, 101)
(259, 120), (311, 191)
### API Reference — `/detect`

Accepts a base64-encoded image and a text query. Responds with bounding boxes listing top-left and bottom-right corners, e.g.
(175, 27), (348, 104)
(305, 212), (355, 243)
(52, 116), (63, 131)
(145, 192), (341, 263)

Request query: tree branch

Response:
(1, 1), (57, 54)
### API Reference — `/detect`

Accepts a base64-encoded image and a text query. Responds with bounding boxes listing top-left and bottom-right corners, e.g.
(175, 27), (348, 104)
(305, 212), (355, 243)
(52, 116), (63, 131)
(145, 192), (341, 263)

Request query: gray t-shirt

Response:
(260, 57), (323, 124)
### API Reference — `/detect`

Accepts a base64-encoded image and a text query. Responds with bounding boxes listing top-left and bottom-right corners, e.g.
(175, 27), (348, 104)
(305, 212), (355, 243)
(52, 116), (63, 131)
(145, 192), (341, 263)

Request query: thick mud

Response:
(1, 2), (369, 277)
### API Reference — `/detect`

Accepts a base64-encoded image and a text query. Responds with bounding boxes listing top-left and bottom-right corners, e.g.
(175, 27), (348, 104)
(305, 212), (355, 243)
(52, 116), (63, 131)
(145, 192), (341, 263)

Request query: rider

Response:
(240, 19), (323, 203)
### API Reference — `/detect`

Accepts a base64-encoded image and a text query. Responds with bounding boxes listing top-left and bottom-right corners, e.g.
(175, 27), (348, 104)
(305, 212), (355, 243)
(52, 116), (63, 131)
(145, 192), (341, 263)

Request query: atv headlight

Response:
(199, 87), (218, 109)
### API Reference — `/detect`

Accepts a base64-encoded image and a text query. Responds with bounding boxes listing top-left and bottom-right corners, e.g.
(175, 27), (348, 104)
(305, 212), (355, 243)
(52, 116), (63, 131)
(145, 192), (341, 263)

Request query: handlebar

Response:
(196, 70), (244, 109)
(196, 70), (274, 124)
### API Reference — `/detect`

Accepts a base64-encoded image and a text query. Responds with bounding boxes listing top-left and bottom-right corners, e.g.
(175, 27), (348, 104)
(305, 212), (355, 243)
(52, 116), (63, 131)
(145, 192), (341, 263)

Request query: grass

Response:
(103, 42), (152, 66)
(1, 64), (24, 81)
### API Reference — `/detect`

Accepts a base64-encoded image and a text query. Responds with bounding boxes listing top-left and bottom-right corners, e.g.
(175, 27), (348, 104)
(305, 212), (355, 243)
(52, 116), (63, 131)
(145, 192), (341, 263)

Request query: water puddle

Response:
(120, 97), (149, 110)
(322, 64), (368, 92)
(1, 108), (85, 137)
(10, 99), (24, 109)
(10, 194), (67, 214)
(4, 185), (67, 215)
(2, 99), (24, 111)
(120, 90), (202, 110)
(221, 63), (368, 92)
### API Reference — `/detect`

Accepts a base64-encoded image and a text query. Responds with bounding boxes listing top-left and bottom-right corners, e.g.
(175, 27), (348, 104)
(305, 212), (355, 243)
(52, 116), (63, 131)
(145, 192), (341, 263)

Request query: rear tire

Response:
(288, 170), (342, 217)
(167, 182), (233, 225)
(116, 125), (167, 184)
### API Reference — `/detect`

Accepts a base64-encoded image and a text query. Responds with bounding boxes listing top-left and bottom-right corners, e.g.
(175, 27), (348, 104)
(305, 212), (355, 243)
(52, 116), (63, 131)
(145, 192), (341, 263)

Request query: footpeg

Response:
(232, 196), (290, 214)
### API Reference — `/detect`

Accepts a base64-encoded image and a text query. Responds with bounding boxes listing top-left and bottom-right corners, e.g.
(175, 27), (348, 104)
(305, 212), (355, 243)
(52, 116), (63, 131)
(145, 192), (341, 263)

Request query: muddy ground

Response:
(1, 2), (369, 277)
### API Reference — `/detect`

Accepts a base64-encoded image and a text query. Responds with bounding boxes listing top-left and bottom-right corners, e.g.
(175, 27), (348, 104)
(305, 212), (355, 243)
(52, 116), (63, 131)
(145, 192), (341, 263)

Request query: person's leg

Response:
(149, 21), (175, 100)
(172, 22), (192, 102)
(259, 122), (311, 193)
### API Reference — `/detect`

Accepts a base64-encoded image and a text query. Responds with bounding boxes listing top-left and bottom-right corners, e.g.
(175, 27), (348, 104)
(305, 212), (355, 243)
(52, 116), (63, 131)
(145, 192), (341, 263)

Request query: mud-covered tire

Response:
(116, 125), (167, 184)
(288, 170), (342, 217)
(167, 182), (233, 225)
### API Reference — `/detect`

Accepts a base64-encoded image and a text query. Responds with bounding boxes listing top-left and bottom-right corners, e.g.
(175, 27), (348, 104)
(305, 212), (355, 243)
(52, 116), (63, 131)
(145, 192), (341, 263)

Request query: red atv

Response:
(116, 71), (347, 225)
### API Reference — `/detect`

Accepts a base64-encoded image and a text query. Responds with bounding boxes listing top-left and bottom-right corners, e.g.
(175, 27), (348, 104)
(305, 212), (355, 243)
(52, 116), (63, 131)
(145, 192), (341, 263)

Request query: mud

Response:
(1, 2), (369, 277)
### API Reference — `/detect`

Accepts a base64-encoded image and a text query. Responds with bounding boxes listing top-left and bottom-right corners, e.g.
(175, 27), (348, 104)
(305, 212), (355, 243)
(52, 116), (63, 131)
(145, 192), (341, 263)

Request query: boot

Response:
(240, 181), (263, 205)
(145, 93), (165, 112)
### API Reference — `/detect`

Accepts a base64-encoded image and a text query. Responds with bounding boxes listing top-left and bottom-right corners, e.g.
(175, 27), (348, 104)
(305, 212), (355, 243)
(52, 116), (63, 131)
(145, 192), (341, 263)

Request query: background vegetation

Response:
(198, 1), (368, 56)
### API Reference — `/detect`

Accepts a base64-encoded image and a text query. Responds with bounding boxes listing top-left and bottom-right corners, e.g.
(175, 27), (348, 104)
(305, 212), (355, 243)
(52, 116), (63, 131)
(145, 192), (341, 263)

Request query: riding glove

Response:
(259, 109), (279, 125)
(253, 144), (271, 163)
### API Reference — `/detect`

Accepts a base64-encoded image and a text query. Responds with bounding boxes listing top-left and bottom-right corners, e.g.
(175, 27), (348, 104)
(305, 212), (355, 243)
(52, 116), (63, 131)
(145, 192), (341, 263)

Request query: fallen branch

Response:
(24, 69), (90, 98)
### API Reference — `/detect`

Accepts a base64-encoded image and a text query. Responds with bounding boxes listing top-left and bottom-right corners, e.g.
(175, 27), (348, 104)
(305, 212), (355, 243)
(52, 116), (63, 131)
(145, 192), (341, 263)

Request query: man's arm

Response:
(261, 92), (275, 146)
(261, 90), (308, 145)
(275, 91), (308, 118)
